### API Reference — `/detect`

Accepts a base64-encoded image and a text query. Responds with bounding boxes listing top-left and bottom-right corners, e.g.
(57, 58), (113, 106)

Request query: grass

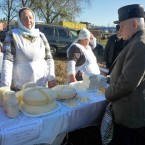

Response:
(54, 55), (67, 85)
(97, 36), (108, 47)
(100, 39), (107, 47)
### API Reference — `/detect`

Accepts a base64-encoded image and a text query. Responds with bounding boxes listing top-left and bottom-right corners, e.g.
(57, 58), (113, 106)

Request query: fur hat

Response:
(114, 4), (144, 24)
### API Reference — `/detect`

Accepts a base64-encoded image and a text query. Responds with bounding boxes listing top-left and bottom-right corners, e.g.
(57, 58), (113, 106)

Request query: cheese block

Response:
(77, 74), (106, 91)
(0, 87), (11, 107)
(17, 86), (43, 103)
(15, 90), (23, 104)
(52, 85), (76, 100)
(22, 82), (37, 89)
(16, 83), (39, 103)
(82, 74), (106, 90)
(4, 91), (19, 118)
(38, 88), (57, 102)
(20, 101), (57, 115)
(22, 87), (57, 106)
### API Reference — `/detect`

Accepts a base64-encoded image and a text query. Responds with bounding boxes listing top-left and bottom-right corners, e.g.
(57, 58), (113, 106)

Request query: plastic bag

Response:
(100, 103), (114, 145)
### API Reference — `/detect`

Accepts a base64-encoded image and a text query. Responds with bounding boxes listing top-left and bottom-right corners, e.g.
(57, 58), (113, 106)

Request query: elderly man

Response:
(67, 28), (100, 83)
(105, 4), (145, 145)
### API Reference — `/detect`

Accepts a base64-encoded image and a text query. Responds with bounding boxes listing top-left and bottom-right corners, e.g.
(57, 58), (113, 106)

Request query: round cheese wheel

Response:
(52, 85), (76, 100)
(15, 90), (23, 104)
(22, 87), (57, 106)
(39, 88), (57, 102)
(22, 82), (37, 89)
(20, 101), (57, 115)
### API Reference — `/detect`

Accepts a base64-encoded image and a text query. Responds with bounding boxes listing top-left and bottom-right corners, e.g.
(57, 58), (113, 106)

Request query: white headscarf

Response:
(77, 28), (91, 40)
(18, 7), (40, 37)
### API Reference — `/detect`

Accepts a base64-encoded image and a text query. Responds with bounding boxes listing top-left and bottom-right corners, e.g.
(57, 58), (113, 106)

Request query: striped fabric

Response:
(100, 103), (114, 145)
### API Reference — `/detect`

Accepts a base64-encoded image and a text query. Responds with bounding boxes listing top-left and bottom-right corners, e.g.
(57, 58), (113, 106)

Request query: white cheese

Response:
(0, 87), (11, 107)
(52, 85), (76, 100)
(4, 91), (19, 118)
(20, 101), (56, 114)
(22, 82), (37, 89)
(22, 87), (57, 106)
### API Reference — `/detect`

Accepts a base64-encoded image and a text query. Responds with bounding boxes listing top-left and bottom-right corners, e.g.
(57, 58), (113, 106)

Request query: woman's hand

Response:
(48, 80), (57, 88)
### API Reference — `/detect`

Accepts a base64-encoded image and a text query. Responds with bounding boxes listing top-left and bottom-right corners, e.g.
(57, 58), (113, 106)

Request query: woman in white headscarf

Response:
(1, 7), (56, 90)
(67, 28), (100, 83)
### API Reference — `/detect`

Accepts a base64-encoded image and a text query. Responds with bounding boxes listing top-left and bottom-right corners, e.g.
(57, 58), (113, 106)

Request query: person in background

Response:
(103, 24), (124, 74)
(105, 4), (145, 145)
(92, 40), (104, 64)
(74, 29), (97, 49)
(67, 28), (100, 83)
(0, 7), (56, 91)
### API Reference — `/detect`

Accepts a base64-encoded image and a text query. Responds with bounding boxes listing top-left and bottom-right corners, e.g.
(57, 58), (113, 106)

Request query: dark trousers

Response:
(62, 126), (102, 145)
(109, 124), (145, 145)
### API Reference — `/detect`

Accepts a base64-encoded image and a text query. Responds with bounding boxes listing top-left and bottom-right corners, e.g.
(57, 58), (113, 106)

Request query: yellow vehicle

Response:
(59, 21), (86, 30)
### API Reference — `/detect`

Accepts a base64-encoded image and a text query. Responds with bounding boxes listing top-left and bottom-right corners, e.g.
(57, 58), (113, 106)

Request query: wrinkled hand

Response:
(48, 80), (57, 88)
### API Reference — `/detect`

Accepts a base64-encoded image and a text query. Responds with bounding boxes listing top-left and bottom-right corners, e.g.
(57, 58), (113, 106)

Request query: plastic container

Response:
(4, 91), (19, 118)
(0, 86), (10, 107)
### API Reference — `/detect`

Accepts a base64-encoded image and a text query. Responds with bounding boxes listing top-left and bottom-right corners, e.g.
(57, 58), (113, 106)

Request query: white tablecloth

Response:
(0, 92), (107, 145)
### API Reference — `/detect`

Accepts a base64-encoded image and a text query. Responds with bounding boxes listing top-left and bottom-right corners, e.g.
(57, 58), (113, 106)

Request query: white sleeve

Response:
(46, 59), (56, 81)
(0, 60), (13, 87)
(67, 60), (76, 75)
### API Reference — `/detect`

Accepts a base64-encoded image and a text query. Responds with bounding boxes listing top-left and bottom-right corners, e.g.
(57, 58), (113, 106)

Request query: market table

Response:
(0, 92), (107, 145)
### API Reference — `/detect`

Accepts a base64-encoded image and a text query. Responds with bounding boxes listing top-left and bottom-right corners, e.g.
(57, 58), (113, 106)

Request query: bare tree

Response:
(18, 0), (36, 9)
(0, 0), (19, 29)
(32, 0), (92, 23)
(0, 0), (93, 26)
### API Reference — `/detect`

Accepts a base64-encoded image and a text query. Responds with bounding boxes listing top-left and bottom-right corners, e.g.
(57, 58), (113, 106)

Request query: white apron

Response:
(75, 43), (100, 75)
(12, 29), (49, 89)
